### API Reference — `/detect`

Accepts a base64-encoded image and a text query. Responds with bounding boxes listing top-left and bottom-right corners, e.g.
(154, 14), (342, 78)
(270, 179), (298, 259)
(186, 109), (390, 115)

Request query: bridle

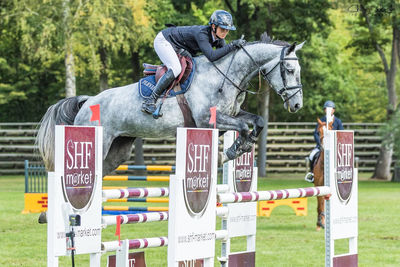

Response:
(210, 44), (303, 104)
(241, 45), (303, 103)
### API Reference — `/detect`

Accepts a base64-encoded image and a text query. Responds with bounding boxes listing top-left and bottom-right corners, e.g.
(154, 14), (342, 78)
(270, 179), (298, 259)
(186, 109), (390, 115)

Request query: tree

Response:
(349, 0), (399, 180)
(82, 0), (159, 91)
(0, 1), (65, 121)
(222, 0), (332, 176)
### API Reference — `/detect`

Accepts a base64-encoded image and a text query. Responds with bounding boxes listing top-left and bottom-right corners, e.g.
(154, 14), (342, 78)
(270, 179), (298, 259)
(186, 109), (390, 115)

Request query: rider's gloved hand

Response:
(231, 39), (246, 48)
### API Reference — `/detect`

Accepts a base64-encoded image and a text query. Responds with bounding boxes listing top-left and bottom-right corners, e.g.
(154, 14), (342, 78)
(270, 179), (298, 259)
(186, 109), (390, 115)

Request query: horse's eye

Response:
(287, 68), (295, 74)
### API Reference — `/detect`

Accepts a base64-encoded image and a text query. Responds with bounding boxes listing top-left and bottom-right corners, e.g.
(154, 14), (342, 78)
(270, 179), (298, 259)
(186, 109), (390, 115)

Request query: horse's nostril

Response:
(295, 103), (300, 109)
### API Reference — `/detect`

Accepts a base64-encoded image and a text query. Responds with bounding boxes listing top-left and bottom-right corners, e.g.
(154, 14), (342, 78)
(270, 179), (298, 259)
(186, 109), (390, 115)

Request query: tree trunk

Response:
(99, 46), (109, 91)
(360, 3), (398, 180)
(372, 26), (398, 180)
(63, 0), (76, 98)
(65, 47), (76, 97)
(257, 80), (270, 178)
(372, 147), (394, 180)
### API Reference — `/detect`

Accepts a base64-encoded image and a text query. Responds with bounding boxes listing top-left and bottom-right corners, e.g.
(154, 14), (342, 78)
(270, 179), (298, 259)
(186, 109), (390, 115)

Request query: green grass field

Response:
(0, 174), (399, 267)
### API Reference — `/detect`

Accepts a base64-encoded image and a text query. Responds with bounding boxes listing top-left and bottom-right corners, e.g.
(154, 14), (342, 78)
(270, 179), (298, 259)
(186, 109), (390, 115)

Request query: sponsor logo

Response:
(63, 127), (96, 211)
(335, 132), (354, 204)
(234, 146), (254, 192)
(143, 80), (155, 90)
(178, 259), (204, 267)
(184, 129), (213, 216)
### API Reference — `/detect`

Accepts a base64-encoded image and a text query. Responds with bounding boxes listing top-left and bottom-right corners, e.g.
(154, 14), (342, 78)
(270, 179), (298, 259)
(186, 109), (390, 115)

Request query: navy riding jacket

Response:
(161, 25), (234, 62)
(314, 116), (344, 147)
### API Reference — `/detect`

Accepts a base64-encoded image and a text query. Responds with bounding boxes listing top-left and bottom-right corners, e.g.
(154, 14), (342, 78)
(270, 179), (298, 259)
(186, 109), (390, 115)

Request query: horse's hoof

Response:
(316, 226), (322, 231)
(38, 212), (47, 224)
(316, 222), (325, 230)
(225, 147), (237, 160)
(241, 140), (254, 153)
(222, 151), (231, 163)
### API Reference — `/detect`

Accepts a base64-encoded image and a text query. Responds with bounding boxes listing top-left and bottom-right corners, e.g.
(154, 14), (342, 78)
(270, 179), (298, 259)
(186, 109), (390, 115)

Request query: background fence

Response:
(0, 122), (388, 175)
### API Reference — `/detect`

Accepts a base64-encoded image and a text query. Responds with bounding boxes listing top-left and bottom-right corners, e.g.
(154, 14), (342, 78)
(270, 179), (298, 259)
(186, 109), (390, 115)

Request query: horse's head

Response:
(317, 118), (333, 148)
(262, 42), (305, 113)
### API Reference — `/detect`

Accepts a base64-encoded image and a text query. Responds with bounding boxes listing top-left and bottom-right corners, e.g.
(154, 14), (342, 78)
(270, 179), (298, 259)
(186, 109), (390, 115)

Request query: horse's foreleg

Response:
(316, 196), (325, 231)
(235, 110), (264, 151)
(313, 156), (325, 231)
(236, 109), (265, 139)
(214, 111), (249, 161)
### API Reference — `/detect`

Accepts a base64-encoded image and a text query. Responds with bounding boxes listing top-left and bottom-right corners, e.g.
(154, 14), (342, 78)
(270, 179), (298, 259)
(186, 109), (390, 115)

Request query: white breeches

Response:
(309, 147), (320, 161)
(154, 32), (182, 78)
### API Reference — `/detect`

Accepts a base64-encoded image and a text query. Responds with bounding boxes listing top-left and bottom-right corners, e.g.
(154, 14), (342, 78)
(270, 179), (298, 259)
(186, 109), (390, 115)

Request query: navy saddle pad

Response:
(138, 62), (196, 99)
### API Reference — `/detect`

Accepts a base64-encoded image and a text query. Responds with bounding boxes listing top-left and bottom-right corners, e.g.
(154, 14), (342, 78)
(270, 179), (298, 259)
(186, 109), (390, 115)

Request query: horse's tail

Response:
(36, 95), (90, 171)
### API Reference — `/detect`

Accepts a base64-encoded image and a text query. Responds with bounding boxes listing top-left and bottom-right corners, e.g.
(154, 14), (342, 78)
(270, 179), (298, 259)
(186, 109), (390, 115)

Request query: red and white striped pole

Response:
(102, 212), (169, 227)
(217, 186), (331, 204)
(102, 237), (168, 252)
(102, 187), (169, 200)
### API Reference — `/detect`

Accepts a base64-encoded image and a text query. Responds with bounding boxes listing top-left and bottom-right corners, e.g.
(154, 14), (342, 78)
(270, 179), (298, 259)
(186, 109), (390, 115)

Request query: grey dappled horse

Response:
(37, 37), (305, 176)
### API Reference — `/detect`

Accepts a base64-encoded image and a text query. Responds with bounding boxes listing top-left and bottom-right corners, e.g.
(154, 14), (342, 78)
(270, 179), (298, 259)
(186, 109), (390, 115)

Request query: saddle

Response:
(143, 54), (193, 92)
(141, 54), (196, 127)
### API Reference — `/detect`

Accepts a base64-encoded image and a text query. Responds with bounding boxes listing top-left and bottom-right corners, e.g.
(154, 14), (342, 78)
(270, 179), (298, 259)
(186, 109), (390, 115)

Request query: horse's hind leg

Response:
(103, 136), (136, 176)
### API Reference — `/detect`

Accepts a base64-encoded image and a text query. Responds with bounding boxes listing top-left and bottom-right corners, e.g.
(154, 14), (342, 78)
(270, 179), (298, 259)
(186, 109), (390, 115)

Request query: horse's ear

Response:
(286, 42), (296, 55)
(295, 41), (306, 52)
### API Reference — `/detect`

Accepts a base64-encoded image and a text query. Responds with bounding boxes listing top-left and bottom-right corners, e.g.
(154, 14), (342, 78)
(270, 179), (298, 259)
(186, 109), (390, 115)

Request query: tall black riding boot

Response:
(142, 69), (175, 114)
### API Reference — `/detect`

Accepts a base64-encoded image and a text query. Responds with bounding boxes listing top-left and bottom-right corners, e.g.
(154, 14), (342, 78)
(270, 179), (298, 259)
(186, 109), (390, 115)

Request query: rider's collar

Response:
(211, 30), (217, 42)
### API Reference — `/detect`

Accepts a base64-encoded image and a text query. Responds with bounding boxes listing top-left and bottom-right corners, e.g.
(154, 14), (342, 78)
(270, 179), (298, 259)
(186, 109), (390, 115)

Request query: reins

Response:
(210, 53), (257, 95)
(209, 43), (303, 104)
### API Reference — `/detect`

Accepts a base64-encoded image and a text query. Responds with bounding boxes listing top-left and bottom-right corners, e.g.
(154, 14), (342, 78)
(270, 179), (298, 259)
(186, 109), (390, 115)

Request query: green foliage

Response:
(0, 8), (64, 121)
(0, 0), (397, 122)
(344, 0), (400, 118)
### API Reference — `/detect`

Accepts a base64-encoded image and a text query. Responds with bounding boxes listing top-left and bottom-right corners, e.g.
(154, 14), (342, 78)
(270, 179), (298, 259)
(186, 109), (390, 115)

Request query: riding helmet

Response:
(209, 10), (236, 30)
(323, 100), (336, 109)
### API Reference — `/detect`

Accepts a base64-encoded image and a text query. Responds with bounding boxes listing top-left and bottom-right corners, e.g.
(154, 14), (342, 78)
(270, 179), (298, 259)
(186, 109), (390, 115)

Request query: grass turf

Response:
(0, 173), (399, 266)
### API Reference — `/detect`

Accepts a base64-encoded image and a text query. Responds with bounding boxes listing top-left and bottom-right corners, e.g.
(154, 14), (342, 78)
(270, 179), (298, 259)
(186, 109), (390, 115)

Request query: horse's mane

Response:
(243, 32), (290, 47)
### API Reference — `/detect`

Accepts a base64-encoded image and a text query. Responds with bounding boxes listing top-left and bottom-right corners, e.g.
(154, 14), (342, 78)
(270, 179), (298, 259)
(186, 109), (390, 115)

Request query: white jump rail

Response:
(102, 187), (169, 200)
(48, 126), (357, 267)
(217, 186), (331, 204)
(102, 212), (169, 227)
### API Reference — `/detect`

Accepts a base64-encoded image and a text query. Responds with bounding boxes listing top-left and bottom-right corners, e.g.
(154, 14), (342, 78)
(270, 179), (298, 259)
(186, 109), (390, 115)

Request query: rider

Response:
(304, 100), (344, 182)
(141, 10), (246, 115)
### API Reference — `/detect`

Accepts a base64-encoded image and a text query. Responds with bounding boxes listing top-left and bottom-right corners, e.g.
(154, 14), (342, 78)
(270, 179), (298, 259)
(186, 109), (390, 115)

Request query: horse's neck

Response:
(225, 43), (282, 84)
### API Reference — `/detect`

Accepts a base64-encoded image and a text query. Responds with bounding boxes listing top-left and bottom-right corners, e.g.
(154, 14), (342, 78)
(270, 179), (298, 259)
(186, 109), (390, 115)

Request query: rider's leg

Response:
(309, 147), (320, 170)
(142, 32), (181, 114)
(142, 69), (175, 114)
(305, 147), (320, 182)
